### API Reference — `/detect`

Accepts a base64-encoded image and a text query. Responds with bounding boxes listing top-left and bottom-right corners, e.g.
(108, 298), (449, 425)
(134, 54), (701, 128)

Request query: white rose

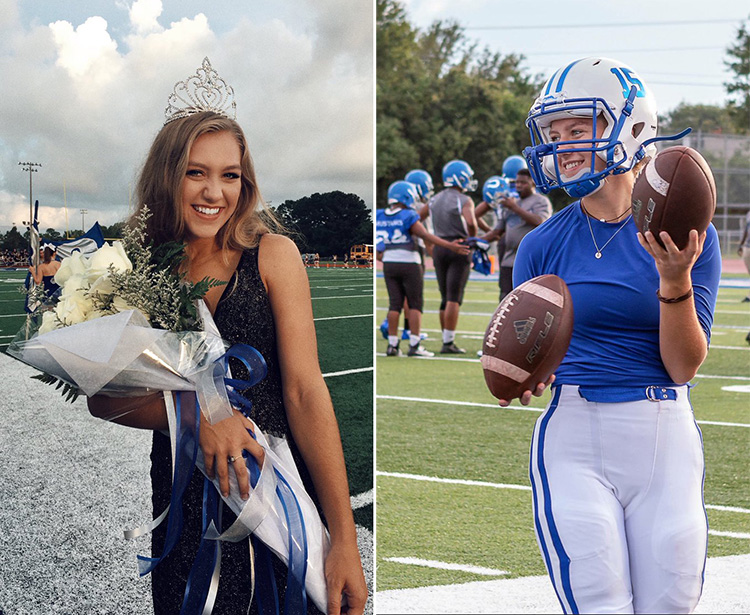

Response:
(86, 242), (132, 283)
(38, 310), (59, 335)
(55, 291), (94, 326)
(60, 274), (88, 299)
(54, 252), (87, 286)
(88, 274), (114, 297)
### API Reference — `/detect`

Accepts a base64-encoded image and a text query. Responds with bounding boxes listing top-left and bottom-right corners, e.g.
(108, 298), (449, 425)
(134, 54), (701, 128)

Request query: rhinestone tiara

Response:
(164, 57), (237, 125)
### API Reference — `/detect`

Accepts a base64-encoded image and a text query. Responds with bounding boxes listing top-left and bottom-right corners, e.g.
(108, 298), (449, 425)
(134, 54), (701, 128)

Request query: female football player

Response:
(510, 57), (721, 614)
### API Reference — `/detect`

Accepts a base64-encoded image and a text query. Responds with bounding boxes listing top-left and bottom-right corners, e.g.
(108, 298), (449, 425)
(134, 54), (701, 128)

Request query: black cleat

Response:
(386, 344), (402, 357)
(440, 342), (466, 354)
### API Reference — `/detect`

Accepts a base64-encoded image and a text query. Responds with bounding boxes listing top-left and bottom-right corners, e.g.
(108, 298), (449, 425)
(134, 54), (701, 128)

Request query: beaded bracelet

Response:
(656, 288), (693, 304)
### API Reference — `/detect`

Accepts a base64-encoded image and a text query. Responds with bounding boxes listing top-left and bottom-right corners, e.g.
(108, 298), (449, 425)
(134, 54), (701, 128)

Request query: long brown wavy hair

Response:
(132, 111), (282, 253)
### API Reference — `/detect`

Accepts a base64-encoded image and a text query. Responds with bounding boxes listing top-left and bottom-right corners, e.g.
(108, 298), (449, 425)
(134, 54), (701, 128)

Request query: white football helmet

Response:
(523, 57), (688, 198)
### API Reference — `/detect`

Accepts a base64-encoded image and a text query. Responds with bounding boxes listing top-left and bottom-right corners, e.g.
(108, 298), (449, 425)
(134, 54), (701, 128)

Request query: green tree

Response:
(42, 228), (62, 242)
(0, 226), (27, 252)
(724, 19), (750, 134)
(661, 103), (735, 135)
(376, 0), (543, 208)
(275, 191), (372, 256)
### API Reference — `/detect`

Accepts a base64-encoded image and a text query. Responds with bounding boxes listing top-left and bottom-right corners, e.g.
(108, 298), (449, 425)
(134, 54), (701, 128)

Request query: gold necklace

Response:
(585, 212), (632, 259)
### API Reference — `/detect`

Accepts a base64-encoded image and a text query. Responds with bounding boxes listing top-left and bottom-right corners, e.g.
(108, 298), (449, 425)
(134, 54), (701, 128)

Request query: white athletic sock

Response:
(409, 334), (421, 347)
(443, 330), (455, 344)
(388, 335), (399, 347)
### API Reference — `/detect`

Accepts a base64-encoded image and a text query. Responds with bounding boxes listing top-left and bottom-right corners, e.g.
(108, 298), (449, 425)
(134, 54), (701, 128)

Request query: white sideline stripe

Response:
(0, 313), (25, 318)
(384, 556), (509, 577)
(709, 530), (750, 539)
(378, 351), (750, 380)
(377, 394), (750, 426)
(314, 314), (372, 321)
(377, 470), (532, 492)
(378, 471), (750, 517)
(310, 283), (372, 289)
(322, 367), (373, 378)
(312, 294), (372, 300)
(706, 504), (750, 514)
(377, 393), (535, 413)
(351, 489), (373, 510)
(710, 345), (750, 351)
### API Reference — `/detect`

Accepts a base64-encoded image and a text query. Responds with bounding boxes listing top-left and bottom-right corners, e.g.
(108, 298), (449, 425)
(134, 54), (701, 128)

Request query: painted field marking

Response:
(313, 294), (372, 301)
(383, 557), (509, 576)
(710, 345), (750, 351)
(310, 283), (373, 289)
(351, 489), (373, 510)
(323, 366), (373, 378)
(0, 313), (26, 318)
(377, 394), (750, 427)
(709, 530), (750, 539)
(722, 385), (750, 393)
(377, 471), (750, 516)
(314, 314), (372, 322)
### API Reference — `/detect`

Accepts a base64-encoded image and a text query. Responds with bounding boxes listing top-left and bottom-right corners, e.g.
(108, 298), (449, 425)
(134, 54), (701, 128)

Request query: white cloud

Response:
(0, 1), (373, 232)
(129, 0), (164, 36)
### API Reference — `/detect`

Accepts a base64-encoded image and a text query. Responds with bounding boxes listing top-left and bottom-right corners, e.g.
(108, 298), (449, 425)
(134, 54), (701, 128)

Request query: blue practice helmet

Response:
(387, 180), (421, 209)
(405, 169), (434, 201)
(501, 155), (528, 182)
(442, 159), (478, 192)
(482, 175), (513, 207)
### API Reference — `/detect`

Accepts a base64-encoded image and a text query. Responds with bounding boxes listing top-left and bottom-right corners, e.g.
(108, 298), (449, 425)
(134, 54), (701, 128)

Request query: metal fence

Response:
(667, 131), (750, 256)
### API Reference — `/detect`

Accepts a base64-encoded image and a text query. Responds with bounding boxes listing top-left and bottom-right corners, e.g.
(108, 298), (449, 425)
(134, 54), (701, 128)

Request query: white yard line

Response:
(377, 394), (750, 427)
(313, 294), (373, 300)
(383, 557), (508, 577)
(314, 314), (372, 321)
(323, 366), (373, 378)
(351, 489), (373, 510)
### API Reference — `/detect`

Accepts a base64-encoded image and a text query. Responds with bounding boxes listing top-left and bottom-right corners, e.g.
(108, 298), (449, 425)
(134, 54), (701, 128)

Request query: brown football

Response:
(481, 274), (574, 402)
(631, 145), (716, 250)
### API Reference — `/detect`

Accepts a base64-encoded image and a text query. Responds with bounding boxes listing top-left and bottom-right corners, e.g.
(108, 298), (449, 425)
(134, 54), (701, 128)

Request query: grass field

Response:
(375, 269), (750, 603)
(0, 266), (374, 530)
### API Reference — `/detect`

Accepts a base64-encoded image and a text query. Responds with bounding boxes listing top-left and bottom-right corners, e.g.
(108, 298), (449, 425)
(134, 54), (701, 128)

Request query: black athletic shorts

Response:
(383, 261), (423, 312)
(432, 244), (471, 308)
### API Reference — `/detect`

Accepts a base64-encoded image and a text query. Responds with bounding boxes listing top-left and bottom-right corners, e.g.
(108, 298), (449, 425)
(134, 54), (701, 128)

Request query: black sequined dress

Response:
(150, 247), (324, 614)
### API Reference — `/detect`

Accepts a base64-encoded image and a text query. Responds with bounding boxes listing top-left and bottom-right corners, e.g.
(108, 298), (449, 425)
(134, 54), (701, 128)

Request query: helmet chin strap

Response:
(641, 127), (692, 150)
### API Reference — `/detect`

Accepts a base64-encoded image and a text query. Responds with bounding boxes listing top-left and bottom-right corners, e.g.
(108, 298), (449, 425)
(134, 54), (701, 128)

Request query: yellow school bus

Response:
(349, 244), (373, 265)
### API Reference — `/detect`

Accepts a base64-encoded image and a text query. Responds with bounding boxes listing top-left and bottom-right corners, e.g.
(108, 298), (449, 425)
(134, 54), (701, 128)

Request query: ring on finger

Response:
(228, 455), (238, 464)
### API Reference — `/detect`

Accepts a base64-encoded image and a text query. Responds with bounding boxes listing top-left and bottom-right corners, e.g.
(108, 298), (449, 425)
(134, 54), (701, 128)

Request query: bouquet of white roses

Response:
(7, 209), (330, 614)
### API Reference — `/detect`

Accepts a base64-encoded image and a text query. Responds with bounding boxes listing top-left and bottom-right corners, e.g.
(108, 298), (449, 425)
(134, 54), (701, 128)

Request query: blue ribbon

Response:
(137, 390), (199, 575)
(144, 343), (309, 615)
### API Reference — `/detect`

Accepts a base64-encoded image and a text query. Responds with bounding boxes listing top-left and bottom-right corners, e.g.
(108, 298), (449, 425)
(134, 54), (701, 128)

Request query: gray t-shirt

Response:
(428, 188), (473, 239)
(494, 192), (552, 267)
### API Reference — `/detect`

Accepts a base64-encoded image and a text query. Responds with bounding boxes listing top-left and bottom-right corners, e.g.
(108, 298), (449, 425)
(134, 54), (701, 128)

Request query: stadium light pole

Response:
(18, 161), (42, 267)
(80, 209), (88, 233)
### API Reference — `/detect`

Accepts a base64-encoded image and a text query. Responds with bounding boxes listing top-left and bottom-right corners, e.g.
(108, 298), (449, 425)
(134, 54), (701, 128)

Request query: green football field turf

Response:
(0, 266), (374, 531)
(376, 272), (750, 591)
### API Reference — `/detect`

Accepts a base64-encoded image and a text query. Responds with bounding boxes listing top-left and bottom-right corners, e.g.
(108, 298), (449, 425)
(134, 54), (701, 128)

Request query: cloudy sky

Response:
(0, 0), (373, 233)
(403, 0), (748, 116)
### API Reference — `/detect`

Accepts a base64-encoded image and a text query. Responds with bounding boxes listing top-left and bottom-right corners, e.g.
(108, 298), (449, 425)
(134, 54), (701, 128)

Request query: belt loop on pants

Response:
(576, 385), (679, 403)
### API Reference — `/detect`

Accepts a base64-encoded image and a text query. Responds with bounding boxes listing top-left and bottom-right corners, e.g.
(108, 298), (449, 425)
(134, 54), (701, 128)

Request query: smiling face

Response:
(181, 130), (242, 242)
(548, 116), (607, 180)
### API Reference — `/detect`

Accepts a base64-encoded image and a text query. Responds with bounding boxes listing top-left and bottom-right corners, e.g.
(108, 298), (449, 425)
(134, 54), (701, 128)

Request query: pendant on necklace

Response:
(595, 251), (602, 259)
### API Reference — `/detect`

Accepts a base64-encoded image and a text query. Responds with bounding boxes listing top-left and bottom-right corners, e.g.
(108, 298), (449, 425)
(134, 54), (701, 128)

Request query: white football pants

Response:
(529, 385), (707, 614)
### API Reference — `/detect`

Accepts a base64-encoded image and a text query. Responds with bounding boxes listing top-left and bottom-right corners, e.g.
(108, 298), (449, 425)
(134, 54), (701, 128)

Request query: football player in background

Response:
(423, 159), (479, 354)
(509, 57), (721, 614)
(480, 168), (552, 301)
(377, 180), (469, 357)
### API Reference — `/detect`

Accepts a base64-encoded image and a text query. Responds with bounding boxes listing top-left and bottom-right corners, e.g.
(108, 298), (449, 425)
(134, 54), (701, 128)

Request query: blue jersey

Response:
(513, 202), (721, 387)
(376, 206), (421, 263)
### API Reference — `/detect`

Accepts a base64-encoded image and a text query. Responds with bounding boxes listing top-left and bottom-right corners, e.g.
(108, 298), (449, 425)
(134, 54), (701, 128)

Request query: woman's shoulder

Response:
(258, 233), (304, 282)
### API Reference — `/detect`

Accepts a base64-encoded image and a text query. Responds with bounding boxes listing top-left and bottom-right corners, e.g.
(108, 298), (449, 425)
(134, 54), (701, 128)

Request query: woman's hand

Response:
(199, 409), (265, 500)
(498, 374), (555, 407)
(324, 541), (368, 615)
(637, 229), (705, 290)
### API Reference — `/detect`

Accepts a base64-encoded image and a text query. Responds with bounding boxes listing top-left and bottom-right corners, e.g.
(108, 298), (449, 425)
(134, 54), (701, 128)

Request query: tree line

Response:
(0, 193), (372, 259)
(377, 0), (750, 211)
